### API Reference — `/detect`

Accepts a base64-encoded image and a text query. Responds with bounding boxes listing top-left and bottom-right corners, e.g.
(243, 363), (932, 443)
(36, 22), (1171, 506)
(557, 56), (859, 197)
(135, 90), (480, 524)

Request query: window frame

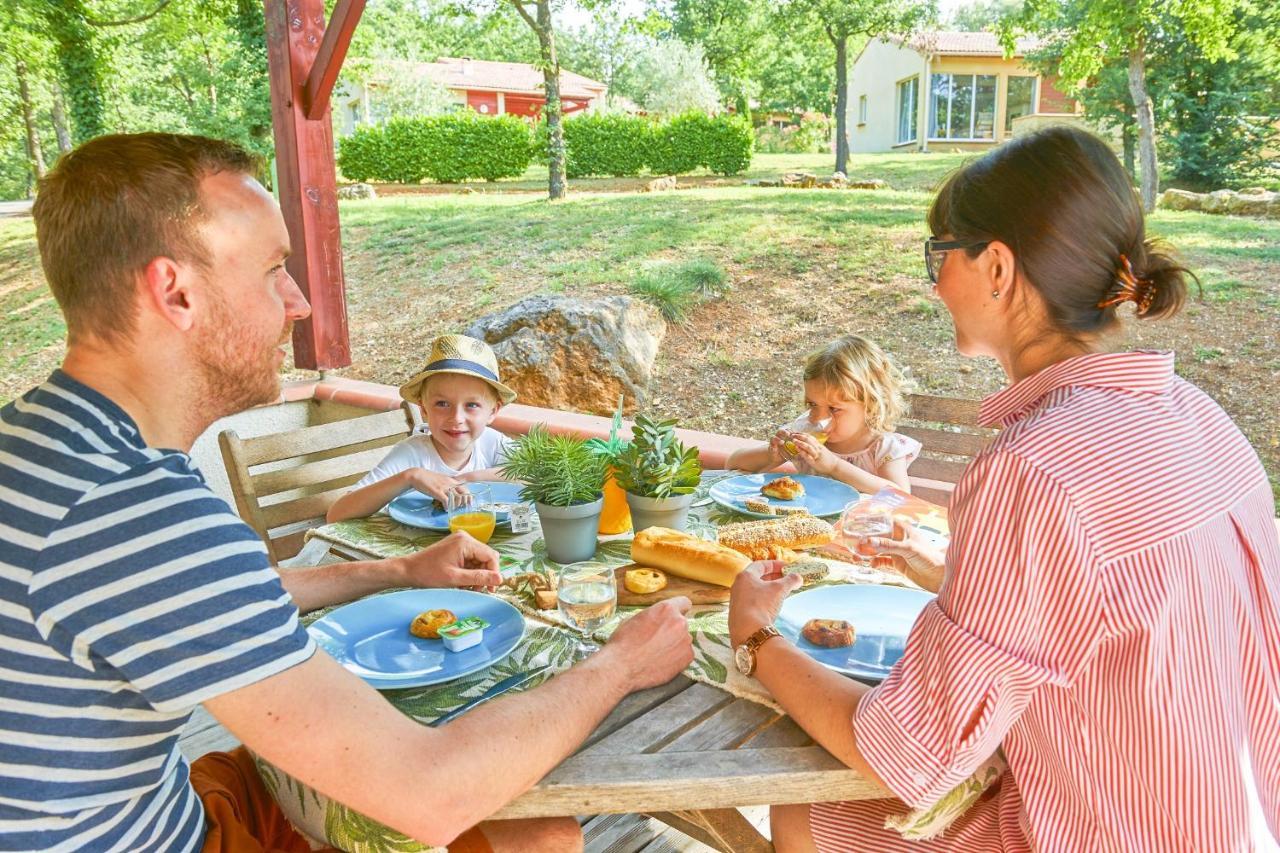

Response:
(1004, 74), (1039, 133)
(928, 72), (998, 142)
(895, 76), (918, 145)
(857, 94), (868, 126)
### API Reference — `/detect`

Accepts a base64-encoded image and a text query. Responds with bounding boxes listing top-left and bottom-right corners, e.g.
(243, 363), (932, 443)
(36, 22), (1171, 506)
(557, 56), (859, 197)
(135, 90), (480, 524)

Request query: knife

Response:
(428, 665), (551, 727)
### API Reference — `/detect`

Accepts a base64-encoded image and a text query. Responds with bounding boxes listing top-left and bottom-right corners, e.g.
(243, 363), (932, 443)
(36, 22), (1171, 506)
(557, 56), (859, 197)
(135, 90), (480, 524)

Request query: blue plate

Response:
(776, 584), (935, 683)
(709, 473), (859, 519)
(307, 589), (525, 689)
(386, 480), (526, 531)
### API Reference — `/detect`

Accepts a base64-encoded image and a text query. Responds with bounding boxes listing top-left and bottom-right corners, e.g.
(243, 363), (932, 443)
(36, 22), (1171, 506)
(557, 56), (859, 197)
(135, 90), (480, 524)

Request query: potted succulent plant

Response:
(614, 414), (703, 532)
(585, 396), (632, 535)
(500, 425), (608, 564)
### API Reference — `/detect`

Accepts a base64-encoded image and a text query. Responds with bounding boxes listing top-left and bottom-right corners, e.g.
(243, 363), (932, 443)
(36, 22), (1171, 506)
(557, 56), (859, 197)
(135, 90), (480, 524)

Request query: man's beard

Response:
(194, 285), (291, 420)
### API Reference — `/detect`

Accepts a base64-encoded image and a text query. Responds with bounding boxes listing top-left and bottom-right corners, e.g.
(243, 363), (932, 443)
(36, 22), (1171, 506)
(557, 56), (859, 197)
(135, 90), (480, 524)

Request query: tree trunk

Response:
(831, 28), (849, 176)
(1127, 47), (1158, 212)
(52, 85), (74, 154)
(1122, 119), (1136, 181)
(44, 0), (107, 143)
(536, 0), (565, 200)
(16, 60), (47, 187)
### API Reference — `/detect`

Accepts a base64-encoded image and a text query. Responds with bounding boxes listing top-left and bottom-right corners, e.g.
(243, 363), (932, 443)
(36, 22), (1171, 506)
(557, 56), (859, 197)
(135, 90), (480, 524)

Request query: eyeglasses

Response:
(924, 237), (990, 283)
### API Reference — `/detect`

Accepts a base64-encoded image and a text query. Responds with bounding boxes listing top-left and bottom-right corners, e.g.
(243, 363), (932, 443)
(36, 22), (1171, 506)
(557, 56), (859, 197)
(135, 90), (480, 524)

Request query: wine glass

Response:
(838, 501), (894, 568)
(556, 561), (618, 654)
(447, 484), (496, 544)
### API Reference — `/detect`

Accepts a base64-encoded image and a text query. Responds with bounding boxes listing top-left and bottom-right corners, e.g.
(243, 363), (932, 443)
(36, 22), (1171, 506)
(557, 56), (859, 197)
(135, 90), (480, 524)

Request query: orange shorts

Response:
(191, 747), (492, 852)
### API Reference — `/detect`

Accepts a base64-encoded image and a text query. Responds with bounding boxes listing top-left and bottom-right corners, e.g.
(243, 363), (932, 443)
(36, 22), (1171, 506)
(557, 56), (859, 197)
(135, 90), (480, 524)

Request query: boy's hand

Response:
(791, 433), (837, 475)
(406, 468), (463, 503)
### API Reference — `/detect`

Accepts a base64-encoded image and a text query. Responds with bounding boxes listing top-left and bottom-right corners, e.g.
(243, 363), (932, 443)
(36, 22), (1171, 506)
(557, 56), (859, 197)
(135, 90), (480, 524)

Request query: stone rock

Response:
(1222, 190), (1278, 216)
(1202, 189), (1235, 214)
(755, 179), (783, 187)
(336, 182), (377, 200)
(1158, 187), (1280, 219)
(846, 178), (888, 190)
(832, 171), (848, 182)
(782, 172), (818, 188)
(1158, 189), (1201, 211)
(465, 295), (666, 415)
(644, 175), (677, 192)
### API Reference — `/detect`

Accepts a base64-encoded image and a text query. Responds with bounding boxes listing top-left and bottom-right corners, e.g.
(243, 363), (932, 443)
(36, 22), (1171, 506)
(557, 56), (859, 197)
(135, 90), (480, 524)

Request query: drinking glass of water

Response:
(557, 562), (618, 653)
(839, 501), (894, 567)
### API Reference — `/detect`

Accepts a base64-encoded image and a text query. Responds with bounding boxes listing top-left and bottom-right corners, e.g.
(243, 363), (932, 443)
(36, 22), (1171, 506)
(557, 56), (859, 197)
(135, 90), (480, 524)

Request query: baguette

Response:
(717, 515), (835, 560)
(631, 527), (751, 588)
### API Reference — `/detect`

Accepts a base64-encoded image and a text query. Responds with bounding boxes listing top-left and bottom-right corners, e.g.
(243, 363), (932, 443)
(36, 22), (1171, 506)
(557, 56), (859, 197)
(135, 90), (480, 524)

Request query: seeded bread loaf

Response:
(717, 515), (835, 560)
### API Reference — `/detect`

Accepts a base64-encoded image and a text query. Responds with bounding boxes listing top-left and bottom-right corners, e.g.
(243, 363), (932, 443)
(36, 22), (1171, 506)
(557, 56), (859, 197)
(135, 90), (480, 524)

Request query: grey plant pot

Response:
(625, 491), (696, 533)
(535, 496), (604, 564)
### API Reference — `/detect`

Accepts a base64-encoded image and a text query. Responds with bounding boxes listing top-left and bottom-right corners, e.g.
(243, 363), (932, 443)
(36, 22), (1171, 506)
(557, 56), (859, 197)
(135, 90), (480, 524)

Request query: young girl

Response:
(726, 334), (918, 494)
(326, 334), (517, 523)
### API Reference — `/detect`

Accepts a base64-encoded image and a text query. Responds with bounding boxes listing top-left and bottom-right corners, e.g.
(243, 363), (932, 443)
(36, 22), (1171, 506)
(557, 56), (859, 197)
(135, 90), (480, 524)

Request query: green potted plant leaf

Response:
(613, 414), (703, 532)
(500, 425), (609, 563)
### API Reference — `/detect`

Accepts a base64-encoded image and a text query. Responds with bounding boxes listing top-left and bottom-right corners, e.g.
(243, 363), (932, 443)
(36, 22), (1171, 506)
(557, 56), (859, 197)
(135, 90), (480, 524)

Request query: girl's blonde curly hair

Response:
(802, 335), (907, 433)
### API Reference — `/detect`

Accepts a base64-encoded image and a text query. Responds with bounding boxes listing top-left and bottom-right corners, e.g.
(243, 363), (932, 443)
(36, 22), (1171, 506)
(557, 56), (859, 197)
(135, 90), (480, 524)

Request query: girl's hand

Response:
(862, 520), (946, 593)
(407, 469), (464, 504)
(791, 432), (838, 475)
(767, 431), (790, 466)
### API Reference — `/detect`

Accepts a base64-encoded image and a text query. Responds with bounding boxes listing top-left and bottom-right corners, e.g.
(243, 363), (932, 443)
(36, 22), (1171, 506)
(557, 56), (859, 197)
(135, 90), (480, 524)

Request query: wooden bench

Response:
(899, 393), (998, 507)
(218, 405), (418, 563)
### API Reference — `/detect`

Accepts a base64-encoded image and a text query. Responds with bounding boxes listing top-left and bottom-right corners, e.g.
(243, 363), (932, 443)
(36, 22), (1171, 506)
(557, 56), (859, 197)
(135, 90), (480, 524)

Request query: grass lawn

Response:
(4, 151), (1278, 506)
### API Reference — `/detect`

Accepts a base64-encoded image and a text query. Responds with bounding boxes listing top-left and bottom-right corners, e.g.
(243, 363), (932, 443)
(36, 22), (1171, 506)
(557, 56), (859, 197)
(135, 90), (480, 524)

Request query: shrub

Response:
(754, 114), (831, 154)
(646, 112), (755, 177)
(335, 113), (534, 184)
(563, 113), (652, 177)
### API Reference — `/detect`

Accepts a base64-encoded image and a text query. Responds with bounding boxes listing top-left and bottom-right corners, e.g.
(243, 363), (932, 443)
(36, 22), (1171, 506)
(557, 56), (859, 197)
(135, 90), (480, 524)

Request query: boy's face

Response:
(421, 374), (501, 456)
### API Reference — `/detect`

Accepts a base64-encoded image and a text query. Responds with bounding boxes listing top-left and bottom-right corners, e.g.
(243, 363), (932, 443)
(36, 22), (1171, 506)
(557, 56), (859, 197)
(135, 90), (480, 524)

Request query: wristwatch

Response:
(734, 625), (781, 677)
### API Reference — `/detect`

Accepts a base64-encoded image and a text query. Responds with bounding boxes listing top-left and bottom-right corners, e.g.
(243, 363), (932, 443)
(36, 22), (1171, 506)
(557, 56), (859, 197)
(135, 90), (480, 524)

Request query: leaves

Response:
(613, 414), (703, 498)
(498, 424), (607, 506)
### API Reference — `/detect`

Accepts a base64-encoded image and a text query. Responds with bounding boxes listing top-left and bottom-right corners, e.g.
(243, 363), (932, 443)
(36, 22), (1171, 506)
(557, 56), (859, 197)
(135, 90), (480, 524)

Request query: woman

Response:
(728, 126), (1280, 851)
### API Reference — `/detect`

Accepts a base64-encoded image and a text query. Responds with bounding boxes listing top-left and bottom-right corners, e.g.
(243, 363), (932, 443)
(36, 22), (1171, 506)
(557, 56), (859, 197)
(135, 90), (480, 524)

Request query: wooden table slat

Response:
(582, 682), (734, 757)
(658, 698), (779, 754)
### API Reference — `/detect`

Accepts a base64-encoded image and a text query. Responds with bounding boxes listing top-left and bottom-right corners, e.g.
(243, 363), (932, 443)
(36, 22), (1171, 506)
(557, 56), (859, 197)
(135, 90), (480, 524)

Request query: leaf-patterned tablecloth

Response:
(264, 472), (1003, 848)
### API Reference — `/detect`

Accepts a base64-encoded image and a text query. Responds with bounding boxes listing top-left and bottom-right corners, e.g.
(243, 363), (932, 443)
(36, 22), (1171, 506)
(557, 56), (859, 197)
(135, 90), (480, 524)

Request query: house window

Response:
(896, 77), (918, 144)
(929, 73), (997, 141)
(1006, 75), (1038, 132)
(857, 94), (868, 125)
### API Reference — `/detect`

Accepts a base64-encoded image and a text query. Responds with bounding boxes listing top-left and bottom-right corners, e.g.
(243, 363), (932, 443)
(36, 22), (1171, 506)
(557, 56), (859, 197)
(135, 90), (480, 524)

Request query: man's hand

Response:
(791, 433), (837, 475)
(406, 468), (464, 503)
(598, 597), (693, 692)
(394, 531), (502, 591)
(729, 561), (801, 647)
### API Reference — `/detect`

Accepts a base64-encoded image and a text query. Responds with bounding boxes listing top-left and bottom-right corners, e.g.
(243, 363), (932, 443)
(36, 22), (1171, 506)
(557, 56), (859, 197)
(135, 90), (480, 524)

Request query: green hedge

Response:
(646, 112), (753, 177)
(563, 114), (652, 177)
(337, 113), (534, 184)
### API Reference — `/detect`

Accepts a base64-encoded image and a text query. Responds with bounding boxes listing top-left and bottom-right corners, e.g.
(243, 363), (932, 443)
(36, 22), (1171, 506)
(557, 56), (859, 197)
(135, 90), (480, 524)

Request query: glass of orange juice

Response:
(447, 485), (497, 544)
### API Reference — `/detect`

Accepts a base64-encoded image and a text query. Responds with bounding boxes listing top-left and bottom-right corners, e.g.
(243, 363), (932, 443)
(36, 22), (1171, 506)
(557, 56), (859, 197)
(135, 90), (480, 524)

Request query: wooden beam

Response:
(303, 0), (366, 120)
(263, 0), (352, 370)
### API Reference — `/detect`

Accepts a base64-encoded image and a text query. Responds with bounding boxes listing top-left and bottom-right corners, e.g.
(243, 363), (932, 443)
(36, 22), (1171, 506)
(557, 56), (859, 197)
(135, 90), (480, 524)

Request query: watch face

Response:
(734, 643), (753, 676)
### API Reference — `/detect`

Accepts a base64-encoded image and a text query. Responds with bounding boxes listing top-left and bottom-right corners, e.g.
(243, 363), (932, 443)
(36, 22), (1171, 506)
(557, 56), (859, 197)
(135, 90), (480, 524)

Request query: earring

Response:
(991, 290), (1000, 299)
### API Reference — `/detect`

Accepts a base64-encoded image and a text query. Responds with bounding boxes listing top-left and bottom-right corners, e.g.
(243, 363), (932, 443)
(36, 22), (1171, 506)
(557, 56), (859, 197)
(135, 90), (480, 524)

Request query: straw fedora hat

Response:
(399, 334), (518, 405)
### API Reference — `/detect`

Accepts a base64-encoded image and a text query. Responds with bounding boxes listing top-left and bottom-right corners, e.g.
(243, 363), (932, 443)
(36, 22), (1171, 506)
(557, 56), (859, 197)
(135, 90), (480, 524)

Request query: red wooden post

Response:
(263, 0), (364, 371)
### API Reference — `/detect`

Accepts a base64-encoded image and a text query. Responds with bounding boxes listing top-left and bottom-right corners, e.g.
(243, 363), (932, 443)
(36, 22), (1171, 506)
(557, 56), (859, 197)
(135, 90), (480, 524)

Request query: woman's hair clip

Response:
(1097, 254), (1156, 315)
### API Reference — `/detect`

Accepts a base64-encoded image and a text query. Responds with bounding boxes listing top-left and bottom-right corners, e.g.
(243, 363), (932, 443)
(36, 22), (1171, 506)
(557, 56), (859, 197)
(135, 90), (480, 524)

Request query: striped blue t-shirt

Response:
(0, 371), (315, 851)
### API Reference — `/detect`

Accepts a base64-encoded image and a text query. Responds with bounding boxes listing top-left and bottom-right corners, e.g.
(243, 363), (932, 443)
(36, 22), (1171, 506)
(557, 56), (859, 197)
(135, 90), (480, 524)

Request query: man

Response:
(0, 132), (694, 852)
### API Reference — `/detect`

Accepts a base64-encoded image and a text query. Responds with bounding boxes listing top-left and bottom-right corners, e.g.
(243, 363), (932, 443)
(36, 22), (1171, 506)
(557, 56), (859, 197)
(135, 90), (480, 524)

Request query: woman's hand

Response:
(791, 432), (838, 475)
(863, 520), (946, 593)
(729, 561), (802, 647)
(406, 468), (464, 503)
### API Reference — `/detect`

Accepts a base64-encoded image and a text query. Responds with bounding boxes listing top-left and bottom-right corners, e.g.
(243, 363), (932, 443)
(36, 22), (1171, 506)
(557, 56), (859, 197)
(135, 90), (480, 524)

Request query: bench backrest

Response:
(900, 393), (998, 507)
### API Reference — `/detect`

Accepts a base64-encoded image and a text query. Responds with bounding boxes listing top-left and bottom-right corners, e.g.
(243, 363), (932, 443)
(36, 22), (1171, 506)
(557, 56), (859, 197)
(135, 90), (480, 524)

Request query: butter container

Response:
(438, 617), (489, 652)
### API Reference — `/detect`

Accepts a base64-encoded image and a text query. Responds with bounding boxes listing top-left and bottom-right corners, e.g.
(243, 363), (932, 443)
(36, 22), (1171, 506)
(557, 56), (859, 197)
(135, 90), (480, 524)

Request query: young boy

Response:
(326, 334), (517, 522)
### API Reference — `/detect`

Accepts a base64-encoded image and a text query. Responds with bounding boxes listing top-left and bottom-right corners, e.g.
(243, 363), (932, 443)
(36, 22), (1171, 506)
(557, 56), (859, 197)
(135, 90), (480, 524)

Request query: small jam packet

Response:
(439, 617), (490, 652)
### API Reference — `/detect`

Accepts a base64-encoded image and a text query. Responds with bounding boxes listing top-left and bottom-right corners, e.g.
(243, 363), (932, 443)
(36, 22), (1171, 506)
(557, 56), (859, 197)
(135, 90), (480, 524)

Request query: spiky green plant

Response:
(613, 414), (702, 499)
(499, 425), (608, 507)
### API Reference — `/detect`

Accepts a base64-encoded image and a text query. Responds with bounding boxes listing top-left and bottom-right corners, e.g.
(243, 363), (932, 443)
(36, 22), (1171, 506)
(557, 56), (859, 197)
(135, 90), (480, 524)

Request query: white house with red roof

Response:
(336, 57), (608, 135)
(847, 31), (1082, 153)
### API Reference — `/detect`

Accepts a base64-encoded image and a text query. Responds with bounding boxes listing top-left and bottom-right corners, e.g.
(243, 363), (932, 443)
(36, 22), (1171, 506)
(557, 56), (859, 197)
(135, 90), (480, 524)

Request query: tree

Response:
(778, 0), (934, 175)
(1012, 0), (1245, 211)
(664, 0), (774, 118)
(617, 39), (721, 116)
(507, 0), (567, 200)
(948, 0), (1022, 31)
(37, 0), (108, 143)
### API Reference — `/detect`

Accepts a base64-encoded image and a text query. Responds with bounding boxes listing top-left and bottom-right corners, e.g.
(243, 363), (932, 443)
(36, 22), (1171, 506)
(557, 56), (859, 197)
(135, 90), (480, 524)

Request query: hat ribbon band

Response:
(424, 358), (500, 383)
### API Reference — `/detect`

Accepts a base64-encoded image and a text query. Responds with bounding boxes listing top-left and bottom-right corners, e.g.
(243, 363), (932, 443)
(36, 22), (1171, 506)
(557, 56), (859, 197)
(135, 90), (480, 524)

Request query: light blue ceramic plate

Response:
(775, 584), (935, 683)
(709, 473), (859, 519)
(386, 480), (526, 532)
(308, 589), (524, 689)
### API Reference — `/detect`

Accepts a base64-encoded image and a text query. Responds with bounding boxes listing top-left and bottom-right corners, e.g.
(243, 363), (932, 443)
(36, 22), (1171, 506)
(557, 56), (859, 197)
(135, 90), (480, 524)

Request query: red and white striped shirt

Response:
(813, 351), (1280, 851)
